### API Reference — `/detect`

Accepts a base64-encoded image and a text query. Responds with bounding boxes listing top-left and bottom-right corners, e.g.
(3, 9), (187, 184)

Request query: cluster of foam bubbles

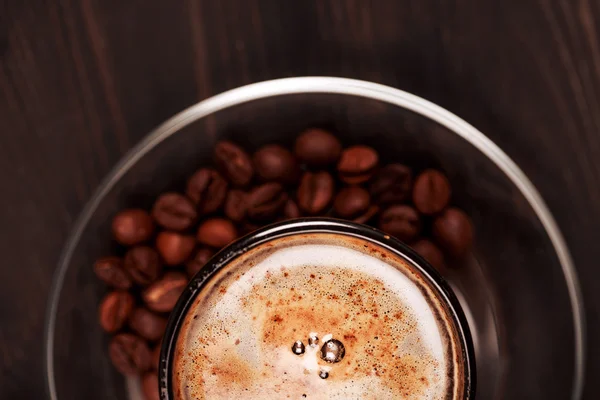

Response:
(173, 234), (457, 400)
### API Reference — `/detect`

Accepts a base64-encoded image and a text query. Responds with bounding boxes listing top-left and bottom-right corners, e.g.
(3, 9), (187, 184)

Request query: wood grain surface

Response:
(1, 0), (599, 398)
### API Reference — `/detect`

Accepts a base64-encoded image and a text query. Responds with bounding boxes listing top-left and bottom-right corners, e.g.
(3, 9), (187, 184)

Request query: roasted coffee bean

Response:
(412, 169), (451, 215)
(241, 221), (263, 235)
(224, 189), (248, 222)
(142, 272), (188, 313)
(129, 307), (168, 342)
(379, 205), (421, 242)
(294, 129), (342, 167)
(185, 168), (228, 214)
(98, 291), (135, 333)
(284, 198), (301, 219)
(152, 193), (197, 231)
(185, 247), (215, 278)
(353, 205), (379, 225)
(93, 257), (132, 290)
(337, 146), (379, 184)
(370, 164), (412, 204)
(432, 207), (473, 258)
(333, 186), (371, 219)
(142, 372), (160, 400)
(253, 144), (299, 184)
(124, 246), (162, 286)
(411, 239), (445, 272)
(247, 183), (287, 221)
(111, 209), (154, 246)
(151, 344), (162, 370)
(197, 218), (238, 248)
(155, 231), (196, 266)
(109, 333), (151, 375)
(297, 171), (334, 214)
(214, 141), (254, 187)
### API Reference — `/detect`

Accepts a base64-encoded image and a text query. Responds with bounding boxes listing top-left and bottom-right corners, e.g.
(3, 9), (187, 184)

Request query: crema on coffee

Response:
(172, 233), (465, 399)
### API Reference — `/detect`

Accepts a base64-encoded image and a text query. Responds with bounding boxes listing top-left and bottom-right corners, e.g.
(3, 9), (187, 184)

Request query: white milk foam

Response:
(174, 234), (460, 400)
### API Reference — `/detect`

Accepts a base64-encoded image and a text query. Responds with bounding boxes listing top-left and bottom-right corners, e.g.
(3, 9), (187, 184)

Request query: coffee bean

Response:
(284, 198), (301, 219)
(432, 207), (473, 258)
(124, 246), (162, 286)
(353, 205), (379, 225)
(379, 205), (421, 242)
(151, 344), (162, 370)
(111, 209), (154, 246)
(247, 183), (287, 221)
(224, 189), (248, 222)
(197, 218), (238, 248)
(297, 171), (334, 214)
(370, 164), (412, 204)
(98, 291), (135, 333)
(109, 333), (151, 375)
(152, 193), (197, 231)
(185, 168), (228, 214)
(412, 169), (451, 215)
(185, 247), (214, 278)
(214, 141), (254, 187)
(129, 307), (168, 342)
(142, 272), (188, 313)
(411, 239), (445, 272)
(155, 231), (196, 266)
(333, 186), (371, 219)
(294, 129), (342, 167)
(93, 257), (132, 290)
(142, 372), (160, 400)
(337, 146), (379, 184)
(253, 144), (300, 184)
(241, 221), (263, 235)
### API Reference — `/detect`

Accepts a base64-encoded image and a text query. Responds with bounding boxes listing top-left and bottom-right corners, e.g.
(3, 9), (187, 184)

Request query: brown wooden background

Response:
(1, 0), (599, 398)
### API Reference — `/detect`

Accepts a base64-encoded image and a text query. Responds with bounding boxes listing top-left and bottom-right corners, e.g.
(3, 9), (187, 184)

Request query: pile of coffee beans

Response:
(94, 128), (473, 400)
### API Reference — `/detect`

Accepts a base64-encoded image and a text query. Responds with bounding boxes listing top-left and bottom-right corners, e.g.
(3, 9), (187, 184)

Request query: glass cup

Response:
(45, 77), (585, 400)
(159, 218), (476, 399)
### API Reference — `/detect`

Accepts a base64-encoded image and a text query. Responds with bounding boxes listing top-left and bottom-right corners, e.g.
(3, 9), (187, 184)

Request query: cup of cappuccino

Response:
(159, 218), (475, 399)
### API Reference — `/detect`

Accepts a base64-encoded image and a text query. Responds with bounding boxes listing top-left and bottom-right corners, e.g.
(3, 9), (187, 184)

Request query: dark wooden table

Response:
(1, 1), (599, 398)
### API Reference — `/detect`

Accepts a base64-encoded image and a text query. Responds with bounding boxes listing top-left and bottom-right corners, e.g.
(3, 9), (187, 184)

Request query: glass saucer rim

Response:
(43, 76), (585, 400)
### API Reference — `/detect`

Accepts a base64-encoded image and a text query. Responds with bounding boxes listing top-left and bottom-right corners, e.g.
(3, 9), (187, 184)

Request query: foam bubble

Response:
(173, 234), (462, 399)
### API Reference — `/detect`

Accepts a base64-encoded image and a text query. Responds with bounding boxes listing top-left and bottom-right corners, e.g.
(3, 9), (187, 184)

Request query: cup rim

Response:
(159, 217), (476, 399)
(44, 76), (585, 400)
